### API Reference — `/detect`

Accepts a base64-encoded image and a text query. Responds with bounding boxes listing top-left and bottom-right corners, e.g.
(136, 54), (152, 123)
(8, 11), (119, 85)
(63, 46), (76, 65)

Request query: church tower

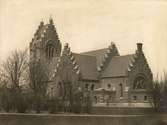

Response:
(30, 18), (62, 63)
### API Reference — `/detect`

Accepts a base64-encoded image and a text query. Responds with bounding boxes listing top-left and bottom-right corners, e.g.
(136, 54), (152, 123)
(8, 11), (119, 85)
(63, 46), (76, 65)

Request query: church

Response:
(30, 18), (153, 107)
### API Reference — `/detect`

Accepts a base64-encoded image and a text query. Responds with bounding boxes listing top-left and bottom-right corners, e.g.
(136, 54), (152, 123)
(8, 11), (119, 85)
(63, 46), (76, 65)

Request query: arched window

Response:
(58, 82), (63, 97)
(133, 76), (146, 89)
(133, 96), (137, 100)
(119, 83), (123, 97)
(144, 96), (147, 101)
(91, 84), (95, 91)
(85, 83), (89, 89)
(94, 96), (97, 103)
(107, 84), (111, 89)
(50, 87), (54, 98)
(46, 44), (54, 59)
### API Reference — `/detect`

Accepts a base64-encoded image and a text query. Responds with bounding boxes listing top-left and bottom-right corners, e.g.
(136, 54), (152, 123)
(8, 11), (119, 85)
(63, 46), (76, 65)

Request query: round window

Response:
(133, 76), (146, 89)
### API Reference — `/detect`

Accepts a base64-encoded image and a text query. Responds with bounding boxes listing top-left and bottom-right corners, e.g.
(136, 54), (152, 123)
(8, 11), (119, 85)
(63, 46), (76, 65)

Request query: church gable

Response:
(100, 43), (152, 80)
(81, 42), (119, 72)
(30, 18), (61, 62)
(53, 43), (99, 81)
(127, 43), (153, 91)
(53, 43), (80, 82)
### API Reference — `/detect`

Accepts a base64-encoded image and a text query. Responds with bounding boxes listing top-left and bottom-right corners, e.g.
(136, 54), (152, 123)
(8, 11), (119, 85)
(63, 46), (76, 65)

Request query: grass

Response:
(0, 113), (167, 125)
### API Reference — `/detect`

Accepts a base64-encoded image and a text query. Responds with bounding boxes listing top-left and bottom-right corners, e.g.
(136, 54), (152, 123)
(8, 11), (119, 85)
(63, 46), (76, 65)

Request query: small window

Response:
(91, 84), (95, 91)
(85, 83), (89, 89)
(94, 96), (97, 103)
(144, 96), (147, 101)
(133, 96), (137, 100)
(107, 84), (111, 89)
(58, 82), (61, 88)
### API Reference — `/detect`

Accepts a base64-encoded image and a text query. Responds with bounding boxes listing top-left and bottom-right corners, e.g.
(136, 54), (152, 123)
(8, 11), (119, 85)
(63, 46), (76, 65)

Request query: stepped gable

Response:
(101, 43), (152, 78)
(127, 43), (152, 76)
(52, 43), (99, 81)
(30, 18), (61, 56)
(52, 43), (81, 78)
(32, 18), (60, 43)
(81, 42), (119, 72)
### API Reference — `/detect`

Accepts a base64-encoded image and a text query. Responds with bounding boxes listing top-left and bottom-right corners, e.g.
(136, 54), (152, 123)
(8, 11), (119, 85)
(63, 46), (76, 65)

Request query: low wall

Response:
(0, 113), (166, 125)
(91, 107), (154, 115)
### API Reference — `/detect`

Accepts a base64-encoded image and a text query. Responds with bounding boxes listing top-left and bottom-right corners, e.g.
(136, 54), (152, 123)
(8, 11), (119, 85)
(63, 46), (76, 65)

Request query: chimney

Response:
(137, 43), (143, 52)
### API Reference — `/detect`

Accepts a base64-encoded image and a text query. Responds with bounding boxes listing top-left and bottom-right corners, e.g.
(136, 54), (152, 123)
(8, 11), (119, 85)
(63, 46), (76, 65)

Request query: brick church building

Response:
(30, 18), (153, 107)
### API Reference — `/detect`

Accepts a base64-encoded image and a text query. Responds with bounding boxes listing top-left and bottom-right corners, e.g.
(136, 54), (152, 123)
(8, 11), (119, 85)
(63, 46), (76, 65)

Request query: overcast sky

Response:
(0, 0), (167, 78)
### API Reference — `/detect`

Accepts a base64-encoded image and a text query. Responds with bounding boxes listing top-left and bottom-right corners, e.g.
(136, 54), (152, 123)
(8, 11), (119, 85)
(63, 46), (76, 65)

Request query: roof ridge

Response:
(75, 53), (98, 58)
(80, 48), (107, 54)
(113, 54), (134, 58)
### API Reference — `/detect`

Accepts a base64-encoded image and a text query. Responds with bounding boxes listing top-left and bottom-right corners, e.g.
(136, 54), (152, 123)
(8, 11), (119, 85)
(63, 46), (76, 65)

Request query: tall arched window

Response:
(119, 83), (123, 97)
(91, 84), (95, 91)
(85, 83), (89, 89)
(46, 44), (54, 59)
(58, 82), (63, 97)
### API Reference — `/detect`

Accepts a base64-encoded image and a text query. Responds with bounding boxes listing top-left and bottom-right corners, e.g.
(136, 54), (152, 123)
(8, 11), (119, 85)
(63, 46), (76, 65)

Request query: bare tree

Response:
(152, 78), (162, 112)
(0, 49), (29, 112)
(161, 72), (167, 111)
(1, 49), (28, 87)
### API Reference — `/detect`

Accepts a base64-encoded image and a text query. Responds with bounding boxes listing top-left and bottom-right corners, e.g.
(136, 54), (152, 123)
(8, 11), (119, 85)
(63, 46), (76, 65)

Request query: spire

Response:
(49, 15), (54, 25)
(40, 20), (44, 27)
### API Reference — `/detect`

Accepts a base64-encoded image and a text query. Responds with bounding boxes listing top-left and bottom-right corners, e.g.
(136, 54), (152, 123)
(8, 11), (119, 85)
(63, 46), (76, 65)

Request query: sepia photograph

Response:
(0, 0), (167, 125)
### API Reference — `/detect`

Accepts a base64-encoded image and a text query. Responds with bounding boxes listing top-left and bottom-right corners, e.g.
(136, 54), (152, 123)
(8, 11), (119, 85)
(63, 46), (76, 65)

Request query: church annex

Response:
(30, 18), (153, 107)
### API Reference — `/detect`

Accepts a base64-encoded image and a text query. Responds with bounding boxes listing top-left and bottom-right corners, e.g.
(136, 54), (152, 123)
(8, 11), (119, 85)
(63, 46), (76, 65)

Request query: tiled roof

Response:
(73, 53), (99, 81)
(81, 48), (108, 68)
(57, 43), (136, 80)
(101, 54), (134, 78)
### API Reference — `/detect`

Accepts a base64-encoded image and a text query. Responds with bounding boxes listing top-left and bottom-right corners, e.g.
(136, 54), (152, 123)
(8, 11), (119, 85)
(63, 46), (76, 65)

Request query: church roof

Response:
(71, 44), (135, 79)
(73, 53), (99, 81)
(81, 50), (134, 78)
(54, 43), (149, 81)
(75, 52), (135, 79)
(101, 54), (134, 78)
(81, 48), (108, 68)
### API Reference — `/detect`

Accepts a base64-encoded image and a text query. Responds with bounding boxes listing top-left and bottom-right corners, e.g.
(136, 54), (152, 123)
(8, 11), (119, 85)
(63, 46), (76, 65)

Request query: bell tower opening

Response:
(46, 43), (54, 59)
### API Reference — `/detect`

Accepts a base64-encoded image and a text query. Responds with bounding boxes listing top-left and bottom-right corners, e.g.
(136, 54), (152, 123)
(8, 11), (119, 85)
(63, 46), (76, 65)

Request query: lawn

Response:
(0, 113), (167, 125)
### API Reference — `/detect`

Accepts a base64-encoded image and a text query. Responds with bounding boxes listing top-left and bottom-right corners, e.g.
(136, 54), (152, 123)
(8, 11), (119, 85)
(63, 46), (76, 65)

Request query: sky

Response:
(0, 0), (167, 79)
